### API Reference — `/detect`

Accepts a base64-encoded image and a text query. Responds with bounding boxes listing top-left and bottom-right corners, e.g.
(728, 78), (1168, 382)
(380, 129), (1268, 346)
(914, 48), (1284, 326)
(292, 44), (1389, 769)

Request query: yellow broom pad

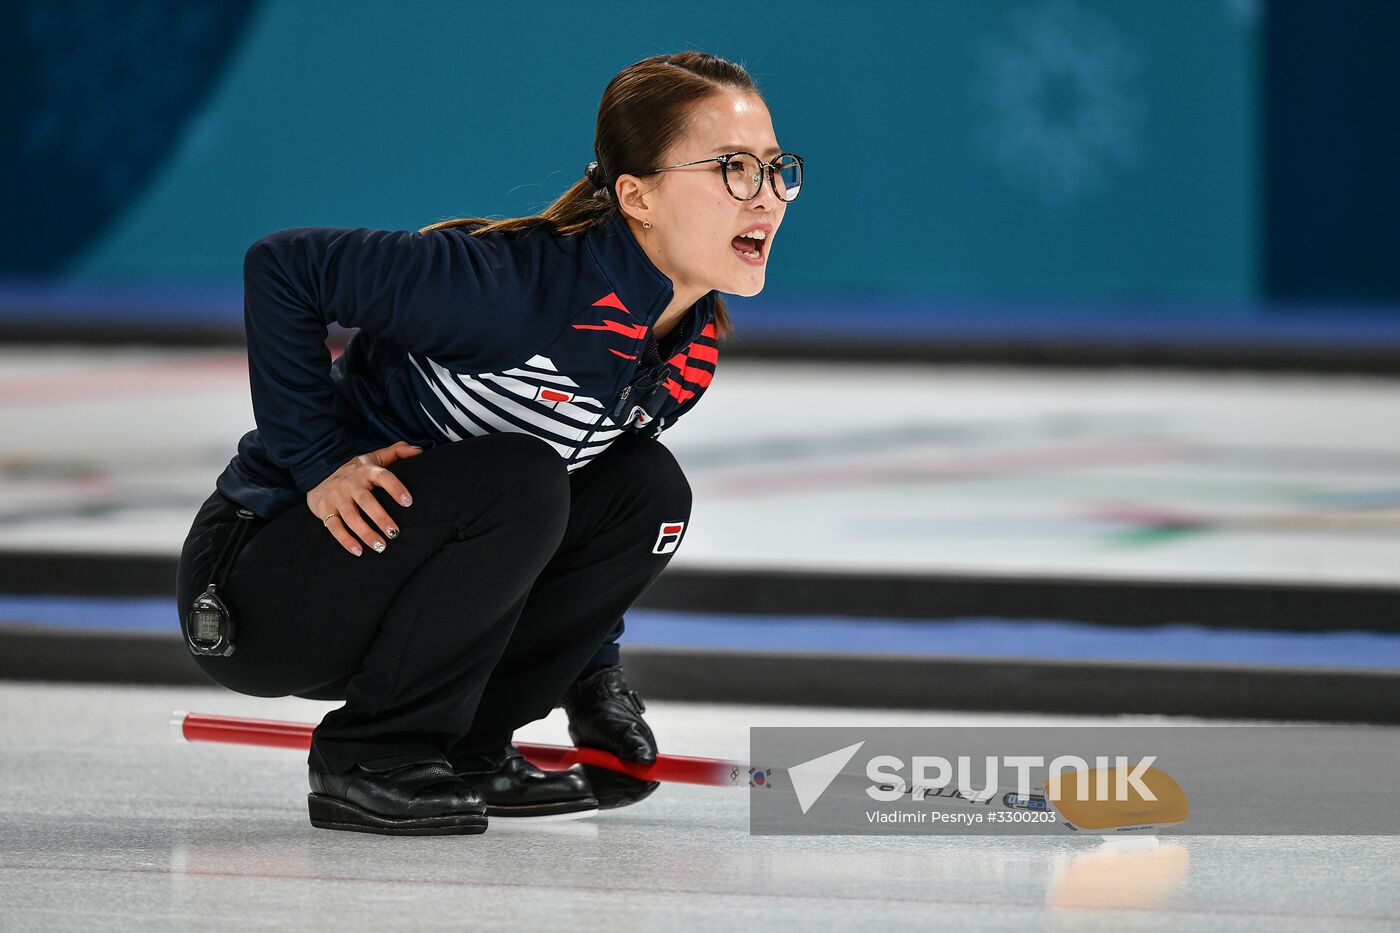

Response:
(1047, 766), (1189, 832)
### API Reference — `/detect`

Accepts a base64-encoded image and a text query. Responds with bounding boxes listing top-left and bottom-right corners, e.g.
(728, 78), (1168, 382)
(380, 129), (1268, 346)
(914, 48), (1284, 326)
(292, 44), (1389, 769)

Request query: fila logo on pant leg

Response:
(652, 520), (685, 554)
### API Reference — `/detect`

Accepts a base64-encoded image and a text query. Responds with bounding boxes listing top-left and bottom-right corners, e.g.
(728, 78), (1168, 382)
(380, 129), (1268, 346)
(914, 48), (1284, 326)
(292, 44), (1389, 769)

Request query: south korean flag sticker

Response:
(652, 520), (685, 555)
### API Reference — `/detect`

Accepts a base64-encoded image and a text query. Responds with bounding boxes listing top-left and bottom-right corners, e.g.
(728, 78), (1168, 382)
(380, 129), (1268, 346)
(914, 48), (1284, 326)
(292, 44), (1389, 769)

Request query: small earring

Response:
(643, 221), (651, 229)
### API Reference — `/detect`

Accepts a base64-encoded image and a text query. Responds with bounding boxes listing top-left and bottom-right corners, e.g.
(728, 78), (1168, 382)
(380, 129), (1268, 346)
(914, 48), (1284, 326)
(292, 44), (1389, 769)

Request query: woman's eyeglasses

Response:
(632, 151), (803, 202)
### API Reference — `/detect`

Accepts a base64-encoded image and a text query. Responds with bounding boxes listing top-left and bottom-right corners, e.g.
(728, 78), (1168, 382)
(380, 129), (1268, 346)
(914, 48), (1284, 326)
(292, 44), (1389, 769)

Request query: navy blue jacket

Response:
(216, 209), (720, 520)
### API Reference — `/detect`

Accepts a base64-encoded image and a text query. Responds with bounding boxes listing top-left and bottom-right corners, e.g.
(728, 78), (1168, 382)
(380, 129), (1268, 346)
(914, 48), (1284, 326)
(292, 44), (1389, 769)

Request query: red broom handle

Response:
(172, 711), (750, 788)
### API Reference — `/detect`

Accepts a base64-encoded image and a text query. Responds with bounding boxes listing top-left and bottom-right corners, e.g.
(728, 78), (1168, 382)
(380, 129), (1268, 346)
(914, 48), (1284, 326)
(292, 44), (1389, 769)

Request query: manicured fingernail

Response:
(386, 528), (399, 539)
(400, 495), (412, 506)
(371, 541), (385, 553)
(351, 546), (363, 557)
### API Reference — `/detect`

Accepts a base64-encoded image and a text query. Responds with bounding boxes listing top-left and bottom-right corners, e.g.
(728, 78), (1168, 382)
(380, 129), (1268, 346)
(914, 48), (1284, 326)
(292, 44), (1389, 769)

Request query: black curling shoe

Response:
(562, 665), (662, 809)
(308, 755), (488, 835)
(450, 744), (599, 820)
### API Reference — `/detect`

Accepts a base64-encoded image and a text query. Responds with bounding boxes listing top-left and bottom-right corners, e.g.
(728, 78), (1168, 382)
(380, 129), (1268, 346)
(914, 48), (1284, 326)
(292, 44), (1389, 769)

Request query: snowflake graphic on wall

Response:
(971, 0), (1145, 206)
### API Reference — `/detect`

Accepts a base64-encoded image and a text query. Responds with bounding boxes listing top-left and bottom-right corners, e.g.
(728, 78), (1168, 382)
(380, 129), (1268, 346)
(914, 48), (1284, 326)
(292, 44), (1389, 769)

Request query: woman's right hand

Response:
(306, 441), (423, 556)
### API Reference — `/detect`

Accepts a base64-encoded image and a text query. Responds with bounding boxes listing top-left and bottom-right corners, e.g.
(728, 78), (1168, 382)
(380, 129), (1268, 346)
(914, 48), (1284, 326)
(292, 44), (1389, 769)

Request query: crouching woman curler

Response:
(174, 49), (801, 835)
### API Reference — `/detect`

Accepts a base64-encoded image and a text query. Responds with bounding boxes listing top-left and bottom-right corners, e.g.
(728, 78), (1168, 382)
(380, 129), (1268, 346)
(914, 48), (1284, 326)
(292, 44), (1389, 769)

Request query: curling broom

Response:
(171, 710), (1188, 832)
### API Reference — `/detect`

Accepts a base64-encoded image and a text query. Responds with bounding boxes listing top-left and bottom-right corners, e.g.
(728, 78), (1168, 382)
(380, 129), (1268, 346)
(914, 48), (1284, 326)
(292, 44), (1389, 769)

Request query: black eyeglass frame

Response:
(631, 150), (804, 202)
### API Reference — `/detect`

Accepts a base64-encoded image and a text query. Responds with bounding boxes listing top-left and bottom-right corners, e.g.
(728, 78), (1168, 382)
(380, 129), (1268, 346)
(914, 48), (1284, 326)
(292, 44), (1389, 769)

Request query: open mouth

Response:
(730, 232), (766, 263)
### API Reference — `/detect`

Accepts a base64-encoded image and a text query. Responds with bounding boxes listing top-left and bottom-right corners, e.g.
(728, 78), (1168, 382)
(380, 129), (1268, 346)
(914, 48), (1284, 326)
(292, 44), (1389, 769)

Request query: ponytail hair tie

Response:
(585, 160), (610, 197)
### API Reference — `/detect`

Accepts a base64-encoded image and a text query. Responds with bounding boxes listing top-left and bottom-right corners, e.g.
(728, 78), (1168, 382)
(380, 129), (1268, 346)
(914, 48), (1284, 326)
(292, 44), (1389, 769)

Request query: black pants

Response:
(175, 431), (690, 774)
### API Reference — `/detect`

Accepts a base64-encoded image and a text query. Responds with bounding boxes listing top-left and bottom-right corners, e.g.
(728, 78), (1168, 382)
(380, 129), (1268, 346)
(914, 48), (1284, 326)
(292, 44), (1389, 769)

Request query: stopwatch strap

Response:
(208, 508), (257, 591)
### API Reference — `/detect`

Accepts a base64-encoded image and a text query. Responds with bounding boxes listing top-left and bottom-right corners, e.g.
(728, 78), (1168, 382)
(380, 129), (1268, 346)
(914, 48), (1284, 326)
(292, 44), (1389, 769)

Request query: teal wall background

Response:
(6, 0), (1260, 311)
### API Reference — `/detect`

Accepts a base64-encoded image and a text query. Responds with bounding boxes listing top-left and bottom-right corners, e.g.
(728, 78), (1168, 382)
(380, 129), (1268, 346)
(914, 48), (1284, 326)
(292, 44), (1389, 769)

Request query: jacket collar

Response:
(584, 210), (717, 331)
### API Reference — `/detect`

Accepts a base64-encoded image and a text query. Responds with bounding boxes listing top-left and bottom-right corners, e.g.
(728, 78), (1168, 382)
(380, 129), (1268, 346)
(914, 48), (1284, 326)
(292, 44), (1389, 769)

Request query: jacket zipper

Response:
(572, 307), (701, 460)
